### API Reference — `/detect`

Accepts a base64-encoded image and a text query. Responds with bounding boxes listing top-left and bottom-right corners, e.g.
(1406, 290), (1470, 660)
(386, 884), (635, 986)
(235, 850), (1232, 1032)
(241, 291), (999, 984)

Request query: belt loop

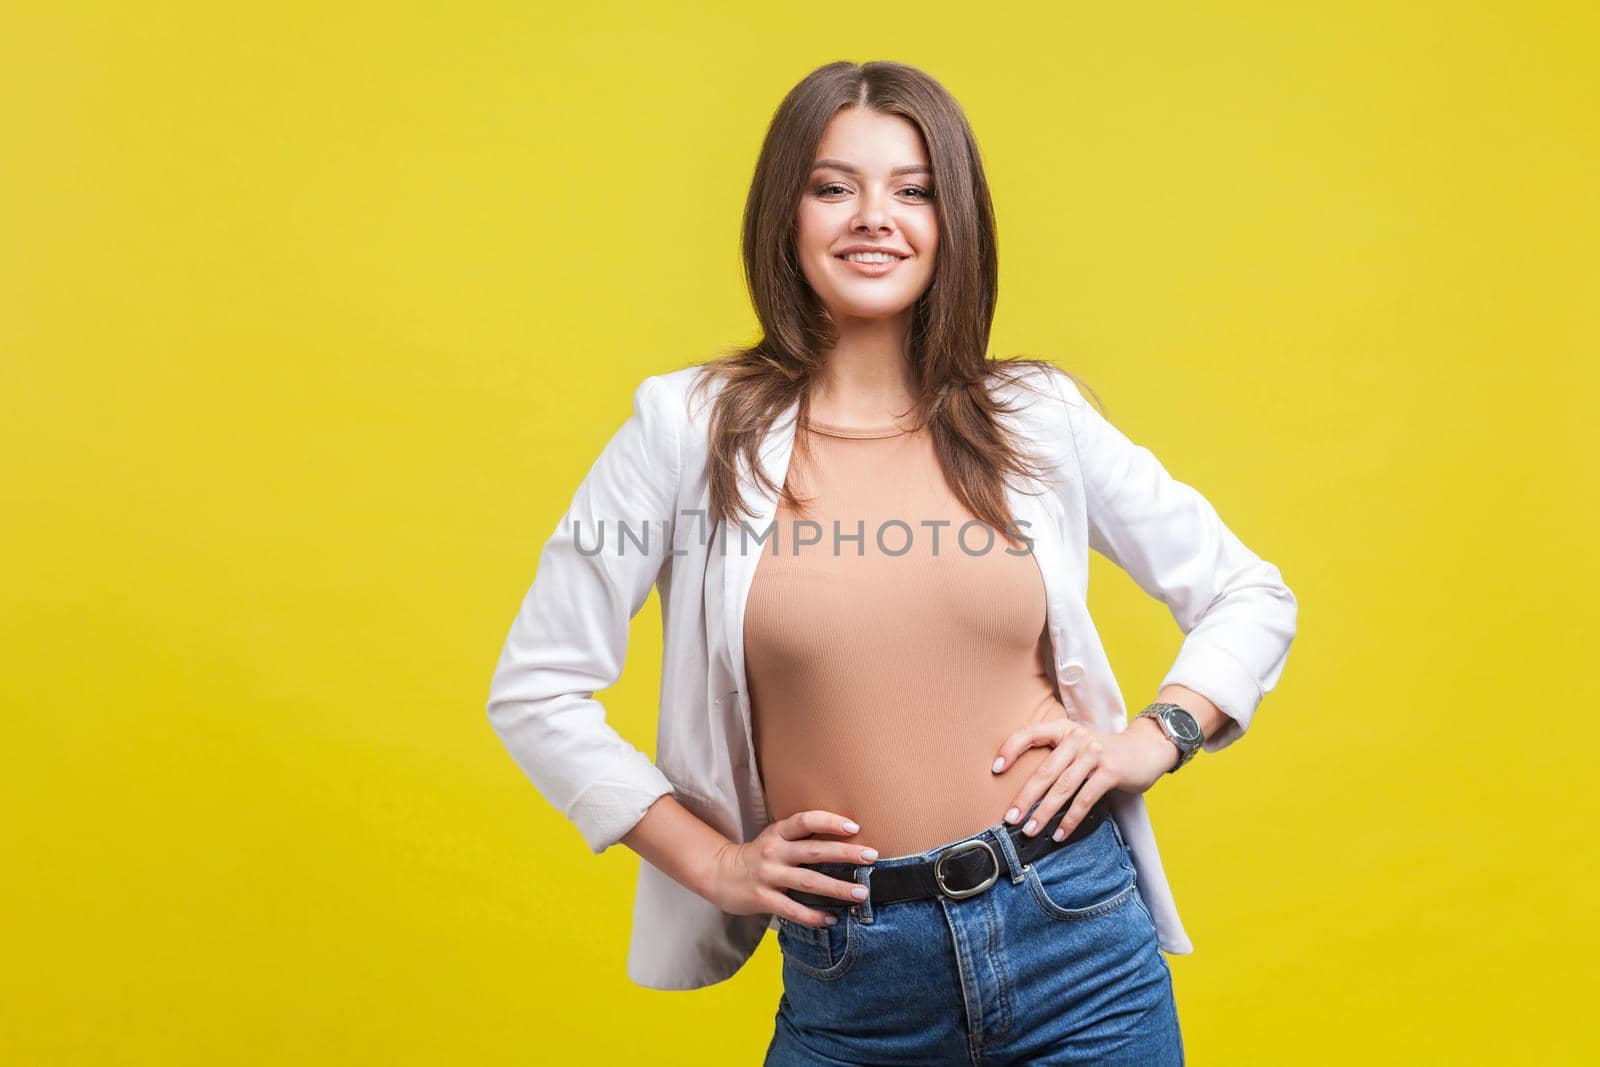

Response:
(1106, 810), (1127, 852)
(853, 864), (875, 925)
(989, 824), (1027, 884)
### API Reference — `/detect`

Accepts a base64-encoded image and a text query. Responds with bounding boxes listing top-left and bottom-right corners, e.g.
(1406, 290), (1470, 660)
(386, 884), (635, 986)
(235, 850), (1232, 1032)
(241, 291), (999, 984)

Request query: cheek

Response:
(910, 229), (937, 278)
(793, 205), (824, 253)
(794, 226), (822, 261)
(893, 215), (936, 270)
(795, 201), (847, 251)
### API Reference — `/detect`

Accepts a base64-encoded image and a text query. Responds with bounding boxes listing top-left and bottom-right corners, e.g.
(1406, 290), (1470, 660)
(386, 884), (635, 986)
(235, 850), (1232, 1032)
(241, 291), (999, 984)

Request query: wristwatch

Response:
(1133, 702), (1205, 773)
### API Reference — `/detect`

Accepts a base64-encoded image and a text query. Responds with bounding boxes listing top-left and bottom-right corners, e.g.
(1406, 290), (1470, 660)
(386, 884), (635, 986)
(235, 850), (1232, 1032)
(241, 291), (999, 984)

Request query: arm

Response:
(620, 793), (734, 901)
(485, 375), (684, 853)
(1056, 371), (1299, 753)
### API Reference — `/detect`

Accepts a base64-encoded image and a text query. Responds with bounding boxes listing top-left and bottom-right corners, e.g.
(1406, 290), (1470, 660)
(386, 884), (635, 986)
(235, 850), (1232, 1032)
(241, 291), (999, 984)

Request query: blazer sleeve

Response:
(485, 374), (680, 852)
(1054, 370), (1298, 752)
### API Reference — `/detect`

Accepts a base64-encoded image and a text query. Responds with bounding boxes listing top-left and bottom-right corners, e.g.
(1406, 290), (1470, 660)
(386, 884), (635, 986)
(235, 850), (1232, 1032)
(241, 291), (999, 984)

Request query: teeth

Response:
(841, 252), (900, 263)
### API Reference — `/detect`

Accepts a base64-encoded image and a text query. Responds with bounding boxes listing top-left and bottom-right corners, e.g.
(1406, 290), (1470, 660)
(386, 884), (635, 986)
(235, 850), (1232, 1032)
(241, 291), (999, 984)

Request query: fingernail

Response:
(1005, 807), (1020, 823)
(1023, 818), (1037, 834)
(843, 820), (859, 833)
(860, 848), (878, 862)
(852, 886), (868, 900)
(1052, 827), (1066, 841)
(824, 914), (838, 925)
(992, 756), (1005, 773)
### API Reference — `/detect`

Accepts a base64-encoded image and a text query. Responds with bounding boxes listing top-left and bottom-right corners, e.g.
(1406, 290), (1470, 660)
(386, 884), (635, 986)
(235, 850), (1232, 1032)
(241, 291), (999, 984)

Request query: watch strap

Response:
(1134, 702), (1203, 773)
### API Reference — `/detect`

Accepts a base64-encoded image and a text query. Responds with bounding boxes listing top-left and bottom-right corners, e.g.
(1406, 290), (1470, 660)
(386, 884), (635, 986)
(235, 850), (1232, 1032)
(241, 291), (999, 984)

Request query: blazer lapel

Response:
(720, 394), (802, 721)
(1004, 479), (1060, 609)
(1003, 477), (1068, 704)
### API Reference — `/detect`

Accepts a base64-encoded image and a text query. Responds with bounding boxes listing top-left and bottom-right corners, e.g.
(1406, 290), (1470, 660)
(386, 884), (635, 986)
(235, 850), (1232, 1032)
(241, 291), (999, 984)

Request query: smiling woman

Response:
(486, 57), (1298, 1065)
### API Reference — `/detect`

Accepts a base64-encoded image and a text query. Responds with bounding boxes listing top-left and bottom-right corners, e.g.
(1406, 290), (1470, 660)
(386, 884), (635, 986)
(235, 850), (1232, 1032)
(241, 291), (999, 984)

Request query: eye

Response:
(811, 183), (935, 200)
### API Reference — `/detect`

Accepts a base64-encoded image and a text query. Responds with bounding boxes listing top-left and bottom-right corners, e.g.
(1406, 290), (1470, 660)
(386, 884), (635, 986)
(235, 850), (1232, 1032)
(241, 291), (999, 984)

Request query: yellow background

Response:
(4, 2), (1595, 1063)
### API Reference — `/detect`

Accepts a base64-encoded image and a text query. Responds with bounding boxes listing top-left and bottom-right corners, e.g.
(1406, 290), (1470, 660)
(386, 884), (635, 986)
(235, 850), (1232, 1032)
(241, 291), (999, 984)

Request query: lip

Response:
(833, 248), (910, 277)
(834, 245), (911, 258)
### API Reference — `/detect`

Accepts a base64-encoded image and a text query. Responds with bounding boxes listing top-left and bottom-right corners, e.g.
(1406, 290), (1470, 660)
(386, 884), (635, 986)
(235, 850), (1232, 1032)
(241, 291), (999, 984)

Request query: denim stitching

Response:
(777, 910), (858, 981)
(980, 881), (1013, 1043)
(1025, 874), (1137, 922)
(1022, 822), (1138, 921)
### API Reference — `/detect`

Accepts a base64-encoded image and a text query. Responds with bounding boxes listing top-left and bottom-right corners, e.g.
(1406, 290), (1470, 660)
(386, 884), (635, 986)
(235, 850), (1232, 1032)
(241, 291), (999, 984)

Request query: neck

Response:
(811, 314), (918, 424)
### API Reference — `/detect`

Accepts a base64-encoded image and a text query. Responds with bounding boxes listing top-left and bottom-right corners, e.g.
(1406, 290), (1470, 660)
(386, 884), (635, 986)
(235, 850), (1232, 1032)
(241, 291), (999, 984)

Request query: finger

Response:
(991, 720), (1072, 774)
(766, 891), (847, 929)
(1024, 757), (1097, 838)
(1002, 730), (1091, 827)
(790, 838), (880, 866)
(1048, 769), (1113, 842)
(770, 861), (869, 908)
(781, 809), (861, 841)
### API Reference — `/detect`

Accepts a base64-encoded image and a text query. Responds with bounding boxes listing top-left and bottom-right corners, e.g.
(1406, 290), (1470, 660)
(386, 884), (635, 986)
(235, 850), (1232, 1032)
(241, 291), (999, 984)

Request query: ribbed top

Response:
(801, 417), (918, 440)
(743, 419), (1074, 858)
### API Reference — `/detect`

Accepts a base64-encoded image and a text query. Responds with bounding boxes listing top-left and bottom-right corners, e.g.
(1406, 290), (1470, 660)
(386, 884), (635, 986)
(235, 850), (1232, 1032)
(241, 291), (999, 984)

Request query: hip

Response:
(766, 810), (1183, 1065)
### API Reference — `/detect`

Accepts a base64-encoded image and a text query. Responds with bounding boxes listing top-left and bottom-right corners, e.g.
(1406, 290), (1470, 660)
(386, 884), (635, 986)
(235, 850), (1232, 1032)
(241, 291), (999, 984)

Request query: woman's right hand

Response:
(708, 810), (878, 928)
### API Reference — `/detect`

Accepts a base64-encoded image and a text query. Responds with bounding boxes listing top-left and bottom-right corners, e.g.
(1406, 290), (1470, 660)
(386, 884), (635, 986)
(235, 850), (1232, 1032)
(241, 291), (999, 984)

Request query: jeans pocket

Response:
(1023, 818), (1138, 921)
(775, 912), (858, 981)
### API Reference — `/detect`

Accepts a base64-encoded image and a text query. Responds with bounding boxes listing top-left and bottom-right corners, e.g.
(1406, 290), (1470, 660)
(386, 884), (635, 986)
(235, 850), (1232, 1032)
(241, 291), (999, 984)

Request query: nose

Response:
(851, 187), (894, 234)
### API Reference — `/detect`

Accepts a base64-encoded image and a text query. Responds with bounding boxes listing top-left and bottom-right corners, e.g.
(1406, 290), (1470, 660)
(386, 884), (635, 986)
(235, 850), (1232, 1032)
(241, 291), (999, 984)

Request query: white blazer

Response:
(486, 362), (1298, 990)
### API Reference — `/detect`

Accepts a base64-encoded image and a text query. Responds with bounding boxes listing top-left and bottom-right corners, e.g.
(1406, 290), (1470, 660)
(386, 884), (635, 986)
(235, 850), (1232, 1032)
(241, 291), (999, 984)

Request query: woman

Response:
(486, 60), (1297, 1065)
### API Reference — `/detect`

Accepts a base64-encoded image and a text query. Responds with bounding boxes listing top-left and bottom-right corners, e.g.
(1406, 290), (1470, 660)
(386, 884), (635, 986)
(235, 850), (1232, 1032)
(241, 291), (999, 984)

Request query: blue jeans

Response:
(764, 811), (1184, 1066)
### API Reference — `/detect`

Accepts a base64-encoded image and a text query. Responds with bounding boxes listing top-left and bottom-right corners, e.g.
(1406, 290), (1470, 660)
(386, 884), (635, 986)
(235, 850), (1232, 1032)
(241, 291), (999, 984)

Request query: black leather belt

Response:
(784, 792), (1114, 911)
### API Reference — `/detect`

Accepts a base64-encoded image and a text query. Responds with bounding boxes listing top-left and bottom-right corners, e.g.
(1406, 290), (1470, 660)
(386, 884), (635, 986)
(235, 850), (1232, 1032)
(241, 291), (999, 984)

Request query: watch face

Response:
(1166, 708), (1203, 743)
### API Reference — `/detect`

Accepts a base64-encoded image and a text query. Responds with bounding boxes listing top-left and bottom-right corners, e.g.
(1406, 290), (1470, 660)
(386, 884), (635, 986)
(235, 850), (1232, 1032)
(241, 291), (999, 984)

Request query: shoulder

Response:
(982, 361), (1104, 491)
(984, 360), (1090, 447)
(986, 360), (1090, 411)
(641, 362), (729, 433)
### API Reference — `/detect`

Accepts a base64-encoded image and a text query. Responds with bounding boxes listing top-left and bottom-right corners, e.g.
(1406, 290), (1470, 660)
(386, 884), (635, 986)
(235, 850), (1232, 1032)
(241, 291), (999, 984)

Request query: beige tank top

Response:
(743, 413), (1073, 858)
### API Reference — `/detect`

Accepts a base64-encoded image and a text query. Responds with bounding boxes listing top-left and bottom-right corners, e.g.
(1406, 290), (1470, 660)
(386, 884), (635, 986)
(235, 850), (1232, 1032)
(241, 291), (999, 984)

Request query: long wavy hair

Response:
(687, 60), (1098, 548)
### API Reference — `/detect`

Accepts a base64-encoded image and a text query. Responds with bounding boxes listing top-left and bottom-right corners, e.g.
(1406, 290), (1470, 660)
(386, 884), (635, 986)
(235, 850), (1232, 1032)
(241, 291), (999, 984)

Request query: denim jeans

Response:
(763, 810), (1184, 1066)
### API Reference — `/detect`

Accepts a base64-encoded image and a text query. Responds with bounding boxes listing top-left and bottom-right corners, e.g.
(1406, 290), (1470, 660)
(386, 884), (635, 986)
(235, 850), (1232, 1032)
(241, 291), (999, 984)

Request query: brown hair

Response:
(687, 60), (1098, 548)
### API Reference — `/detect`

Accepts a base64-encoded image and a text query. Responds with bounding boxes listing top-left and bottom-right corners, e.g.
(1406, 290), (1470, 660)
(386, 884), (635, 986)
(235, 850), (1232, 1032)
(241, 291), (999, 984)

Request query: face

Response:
(795, 108), (938, 327)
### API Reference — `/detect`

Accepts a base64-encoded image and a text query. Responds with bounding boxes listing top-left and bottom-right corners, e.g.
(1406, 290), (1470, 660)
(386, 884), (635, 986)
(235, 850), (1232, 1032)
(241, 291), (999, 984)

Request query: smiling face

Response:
(794, 107), (938, 327)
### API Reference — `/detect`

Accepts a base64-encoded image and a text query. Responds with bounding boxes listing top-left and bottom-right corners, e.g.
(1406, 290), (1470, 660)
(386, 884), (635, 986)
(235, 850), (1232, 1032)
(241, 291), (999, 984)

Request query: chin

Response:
(823, 293), (921, 320)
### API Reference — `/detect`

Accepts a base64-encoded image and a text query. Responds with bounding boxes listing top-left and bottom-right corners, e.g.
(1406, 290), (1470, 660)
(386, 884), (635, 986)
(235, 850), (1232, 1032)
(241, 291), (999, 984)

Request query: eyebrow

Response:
(811, 158), (932, 177)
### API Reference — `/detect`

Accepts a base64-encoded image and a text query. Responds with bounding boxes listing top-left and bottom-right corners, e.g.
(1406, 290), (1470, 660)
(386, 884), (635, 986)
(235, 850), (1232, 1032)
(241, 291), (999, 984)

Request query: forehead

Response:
(813, 108), (930, 171)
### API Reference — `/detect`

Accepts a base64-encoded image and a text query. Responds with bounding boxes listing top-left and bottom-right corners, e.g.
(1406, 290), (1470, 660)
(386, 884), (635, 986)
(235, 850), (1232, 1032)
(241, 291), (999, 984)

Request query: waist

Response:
(760, 734), (1069, 857)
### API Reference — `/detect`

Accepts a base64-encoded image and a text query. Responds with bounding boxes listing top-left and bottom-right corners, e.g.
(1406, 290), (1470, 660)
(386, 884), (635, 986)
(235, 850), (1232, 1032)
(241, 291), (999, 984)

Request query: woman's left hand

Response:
(990, 718), (1177, 840)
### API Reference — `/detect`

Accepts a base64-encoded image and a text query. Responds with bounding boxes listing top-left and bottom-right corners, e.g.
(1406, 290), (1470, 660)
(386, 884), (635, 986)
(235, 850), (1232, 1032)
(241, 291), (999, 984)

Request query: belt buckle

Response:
(932, 838), (999, 900)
